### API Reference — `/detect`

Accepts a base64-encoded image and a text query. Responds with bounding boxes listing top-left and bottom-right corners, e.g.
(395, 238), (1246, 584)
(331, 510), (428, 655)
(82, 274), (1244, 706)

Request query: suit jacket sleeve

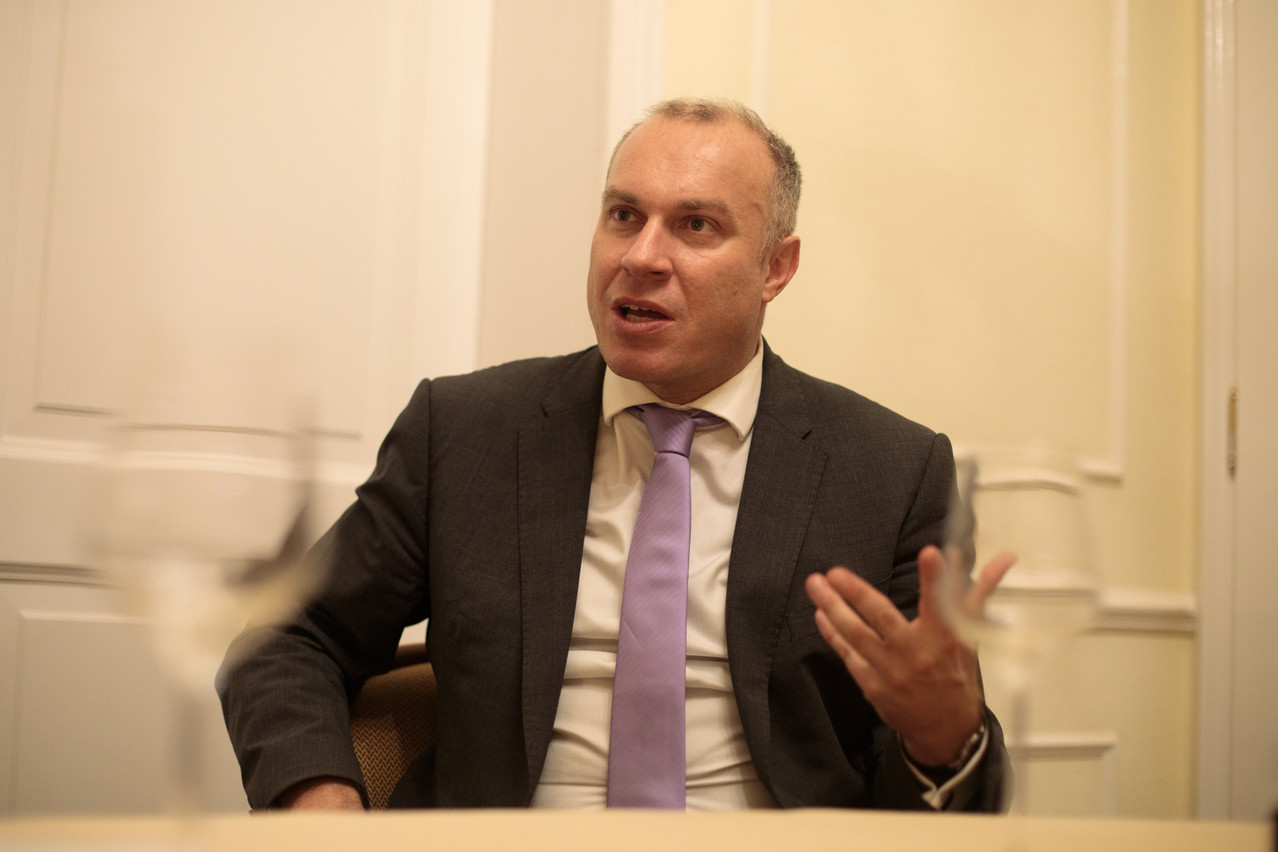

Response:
(863, 433), (1008, 812)
(834, 431), (1006, 812)
(218, 350), (603, 811)
(218, 378), (436, 810)
(733, 352), (1007, 812)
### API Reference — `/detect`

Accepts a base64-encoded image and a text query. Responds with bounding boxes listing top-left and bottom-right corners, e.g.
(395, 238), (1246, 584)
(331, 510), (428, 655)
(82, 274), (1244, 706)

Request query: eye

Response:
(687, 216), (713, 233)
(610, 207), (638, 224)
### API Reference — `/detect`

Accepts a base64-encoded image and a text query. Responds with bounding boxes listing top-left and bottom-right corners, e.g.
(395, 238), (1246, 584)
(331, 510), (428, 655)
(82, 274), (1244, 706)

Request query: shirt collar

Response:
(600, 341), (763, 442)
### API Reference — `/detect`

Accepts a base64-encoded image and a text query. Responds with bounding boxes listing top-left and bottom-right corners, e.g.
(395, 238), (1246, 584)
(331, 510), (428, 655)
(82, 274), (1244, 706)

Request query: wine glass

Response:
(938, 445), (1100, 820)
(92, 332), (327, 821)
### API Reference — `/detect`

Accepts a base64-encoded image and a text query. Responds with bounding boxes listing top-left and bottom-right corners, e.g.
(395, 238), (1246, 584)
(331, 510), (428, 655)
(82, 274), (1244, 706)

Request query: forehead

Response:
(606, 117), (774, 214)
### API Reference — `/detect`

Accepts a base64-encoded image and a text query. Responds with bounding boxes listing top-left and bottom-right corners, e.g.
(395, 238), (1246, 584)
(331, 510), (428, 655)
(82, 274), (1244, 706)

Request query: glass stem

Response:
(169, 683), (204, 819)
(1007, 679), (1030, 816)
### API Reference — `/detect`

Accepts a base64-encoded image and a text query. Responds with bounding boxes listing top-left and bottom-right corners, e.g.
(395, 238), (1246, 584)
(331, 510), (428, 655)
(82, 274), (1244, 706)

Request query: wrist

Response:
(904, 715), (988, 769)
(276, 777), (365, 810)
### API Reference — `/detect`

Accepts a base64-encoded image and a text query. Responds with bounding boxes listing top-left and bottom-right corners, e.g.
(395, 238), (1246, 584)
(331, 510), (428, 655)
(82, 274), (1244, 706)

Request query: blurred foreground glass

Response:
(92, 334), (327, 821)
(938, 446), (1099, 824)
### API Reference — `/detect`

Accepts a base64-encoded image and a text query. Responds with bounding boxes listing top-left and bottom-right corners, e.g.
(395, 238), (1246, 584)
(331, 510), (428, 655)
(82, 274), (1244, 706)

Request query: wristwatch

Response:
(945, 719), (988, 770)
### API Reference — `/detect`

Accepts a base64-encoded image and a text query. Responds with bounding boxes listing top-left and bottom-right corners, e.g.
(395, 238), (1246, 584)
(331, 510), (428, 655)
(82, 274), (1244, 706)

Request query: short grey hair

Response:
(610, 98), (802, 256)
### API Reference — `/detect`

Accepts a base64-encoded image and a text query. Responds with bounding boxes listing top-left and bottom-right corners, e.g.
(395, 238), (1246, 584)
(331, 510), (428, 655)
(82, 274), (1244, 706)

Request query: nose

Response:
(621, 220), (673, 278)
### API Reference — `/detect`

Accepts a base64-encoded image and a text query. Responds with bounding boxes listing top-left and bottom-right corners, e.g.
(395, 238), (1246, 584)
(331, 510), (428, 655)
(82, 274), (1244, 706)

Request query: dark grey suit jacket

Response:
(219, 344), (1006, 811)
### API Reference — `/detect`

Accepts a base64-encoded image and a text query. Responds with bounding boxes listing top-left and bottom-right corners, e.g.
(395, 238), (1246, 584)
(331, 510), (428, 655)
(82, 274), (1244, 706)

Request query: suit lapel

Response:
(725, 347), (827, 782)
(516, 350), (606, 789)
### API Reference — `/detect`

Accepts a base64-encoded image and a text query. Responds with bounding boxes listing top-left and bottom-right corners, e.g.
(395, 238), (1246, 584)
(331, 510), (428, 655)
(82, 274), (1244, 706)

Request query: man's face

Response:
(587, 116), (800, 404)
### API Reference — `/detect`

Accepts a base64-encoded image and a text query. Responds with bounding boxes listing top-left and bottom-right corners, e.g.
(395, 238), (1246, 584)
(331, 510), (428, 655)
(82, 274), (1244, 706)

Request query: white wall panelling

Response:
(0, 581), (248, 814)
(1094, 588), (1196, 636)
(1020, 733), (1120, 817)
(0, 0), (495, 814)
(0, 0), (496, 569)
(406, 0), (494, 385)
(1095, 0), (1130, 483)
(604, 0), (665, 172)
(950, 0), (1129, 483)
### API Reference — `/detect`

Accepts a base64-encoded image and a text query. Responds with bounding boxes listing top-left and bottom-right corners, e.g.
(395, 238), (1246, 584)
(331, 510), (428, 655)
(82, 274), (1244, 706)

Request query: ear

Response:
(761, 235), (801, 304)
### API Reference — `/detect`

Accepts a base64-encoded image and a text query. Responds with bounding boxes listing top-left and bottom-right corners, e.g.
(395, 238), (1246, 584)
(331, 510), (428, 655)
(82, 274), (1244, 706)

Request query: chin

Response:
(600, 346), (672, 386)
(605, 357), (663, 386)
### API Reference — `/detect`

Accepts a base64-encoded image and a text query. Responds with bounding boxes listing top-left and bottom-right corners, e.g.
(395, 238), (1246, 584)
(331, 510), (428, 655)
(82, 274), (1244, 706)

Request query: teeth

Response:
(621, 304), (662, 322)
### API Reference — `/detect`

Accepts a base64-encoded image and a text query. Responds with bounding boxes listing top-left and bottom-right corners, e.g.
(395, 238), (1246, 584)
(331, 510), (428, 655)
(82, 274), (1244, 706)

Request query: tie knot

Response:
(629, 404), (721, 458)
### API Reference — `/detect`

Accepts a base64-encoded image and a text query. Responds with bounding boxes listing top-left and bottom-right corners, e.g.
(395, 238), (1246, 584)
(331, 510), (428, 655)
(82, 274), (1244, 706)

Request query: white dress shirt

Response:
(531, 345), (771, 809)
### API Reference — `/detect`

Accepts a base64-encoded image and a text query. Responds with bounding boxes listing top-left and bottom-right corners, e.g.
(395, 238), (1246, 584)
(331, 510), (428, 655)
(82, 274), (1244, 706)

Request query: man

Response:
(219, 98), (1008, 812)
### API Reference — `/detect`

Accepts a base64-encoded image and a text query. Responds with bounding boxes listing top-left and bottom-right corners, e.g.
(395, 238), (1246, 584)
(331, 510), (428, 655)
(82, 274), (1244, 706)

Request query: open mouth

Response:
(619, 304), (669, 323)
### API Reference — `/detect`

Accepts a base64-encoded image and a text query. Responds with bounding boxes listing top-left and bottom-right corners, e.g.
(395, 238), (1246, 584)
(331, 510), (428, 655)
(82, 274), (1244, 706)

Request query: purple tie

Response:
(607, 404), (720, 809)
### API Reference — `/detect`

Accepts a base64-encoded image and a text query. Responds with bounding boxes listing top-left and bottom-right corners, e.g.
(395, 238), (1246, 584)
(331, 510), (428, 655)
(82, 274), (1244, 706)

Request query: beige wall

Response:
(0, 0), (1211, 819)
(662, 0), (1200, 818)
(477, 0), (607, 368)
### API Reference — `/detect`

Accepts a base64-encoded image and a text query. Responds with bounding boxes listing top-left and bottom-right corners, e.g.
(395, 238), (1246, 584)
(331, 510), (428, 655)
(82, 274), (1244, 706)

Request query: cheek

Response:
(705, 267), (765, 317)
(586, 278), (605, 327)
(588, 241), (622, 284)
(586, 252), (607, 296)
(586, 260), (618, 327)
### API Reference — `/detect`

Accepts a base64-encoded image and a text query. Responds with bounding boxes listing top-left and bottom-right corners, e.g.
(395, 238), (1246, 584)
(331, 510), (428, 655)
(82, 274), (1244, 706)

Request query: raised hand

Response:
(804, 545), (1015, 766)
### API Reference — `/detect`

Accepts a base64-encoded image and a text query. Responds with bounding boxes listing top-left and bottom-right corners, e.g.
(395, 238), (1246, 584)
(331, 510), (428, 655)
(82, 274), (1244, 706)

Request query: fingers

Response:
(805, 569), (905, 679)
(807, 576), (890, 696)
(808, 567), (907, 640)
(812, 607), (873, 678)
(915, 545), (944, 624)
(807, 555), (995, 757)
(805, 571), (881, 647)
(918, 544), (1018, 621)
(968, 551), (1017, 609)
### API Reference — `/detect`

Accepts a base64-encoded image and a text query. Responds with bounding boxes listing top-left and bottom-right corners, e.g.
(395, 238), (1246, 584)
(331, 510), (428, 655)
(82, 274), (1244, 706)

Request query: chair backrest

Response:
(349, 644), (436, 809)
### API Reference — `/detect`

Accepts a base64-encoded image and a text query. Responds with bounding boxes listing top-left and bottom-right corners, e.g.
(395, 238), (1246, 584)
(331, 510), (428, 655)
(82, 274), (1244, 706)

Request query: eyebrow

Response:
(601, 187), (640, 206)
(601, 187), (737, 222)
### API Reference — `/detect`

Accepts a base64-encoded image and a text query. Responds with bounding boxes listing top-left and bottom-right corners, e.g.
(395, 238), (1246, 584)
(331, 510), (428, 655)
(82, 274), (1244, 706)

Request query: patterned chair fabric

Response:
(349, 645), (435, 809)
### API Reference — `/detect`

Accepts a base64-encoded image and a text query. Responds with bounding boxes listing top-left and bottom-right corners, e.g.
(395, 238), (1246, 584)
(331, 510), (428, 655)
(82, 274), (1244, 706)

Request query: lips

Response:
(619, 303), (670, 323)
